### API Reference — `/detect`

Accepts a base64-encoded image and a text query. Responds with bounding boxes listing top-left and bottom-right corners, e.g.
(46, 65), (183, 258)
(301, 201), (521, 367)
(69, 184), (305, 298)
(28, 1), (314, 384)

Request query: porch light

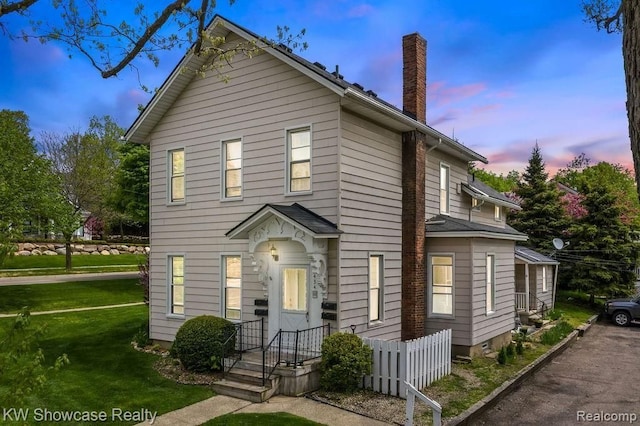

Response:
(270, 244), (278, 261)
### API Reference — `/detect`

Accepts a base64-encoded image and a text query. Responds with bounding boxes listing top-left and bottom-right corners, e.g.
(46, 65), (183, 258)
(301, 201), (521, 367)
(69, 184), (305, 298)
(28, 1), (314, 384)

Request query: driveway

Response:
(475, 322), (640, 425)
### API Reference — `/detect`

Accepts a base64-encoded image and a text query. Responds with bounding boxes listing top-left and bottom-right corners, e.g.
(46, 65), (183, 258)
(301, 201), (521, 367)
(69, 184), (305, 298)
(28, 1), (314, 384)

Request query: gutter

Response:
(344, 88), (488, 163)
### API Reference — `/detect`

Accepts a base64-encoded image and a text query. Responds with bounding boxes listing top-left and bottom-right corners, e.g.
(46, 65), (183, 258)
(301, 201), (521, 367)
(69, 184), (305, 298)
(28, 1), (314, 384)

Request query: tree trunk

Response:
(622, 0), (640, 200)
(65, 240), (72, 272)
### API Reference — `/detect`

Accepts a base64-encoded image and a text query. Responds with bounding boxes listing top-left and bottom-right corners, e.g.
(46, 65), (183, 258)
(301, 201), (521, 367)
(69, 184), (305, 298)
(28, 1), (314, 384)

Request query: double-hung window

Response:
(430, 255), (453, 316)
(169, 149), (185, 203)
(486, 254), (495, 314)
(287, 127), (311, 193)
(542, 266), (548, 292)
(168, 255), (185, 315)
(440, 164), (450, 214)
(222, 255), (242, 320)
(369, 255), (384, 322)
(222, 139), (242, 199)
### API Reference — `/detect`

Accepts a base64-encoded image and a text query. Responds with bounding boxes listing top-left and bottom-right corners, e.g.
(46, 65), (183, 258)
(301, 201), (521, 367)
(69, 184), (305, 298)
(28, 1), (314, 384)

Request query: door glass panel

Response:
(283, 268), (307, 311)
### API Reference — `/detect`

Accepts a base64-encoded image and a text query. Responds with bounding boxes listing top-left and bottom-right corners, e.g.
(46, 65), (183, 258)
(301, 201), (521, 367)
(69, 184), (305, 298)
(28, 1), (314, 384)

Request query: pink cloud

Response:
(348, 4), (374, 18)
(11, 40), (66, 69)
(430, 81), (487, 106)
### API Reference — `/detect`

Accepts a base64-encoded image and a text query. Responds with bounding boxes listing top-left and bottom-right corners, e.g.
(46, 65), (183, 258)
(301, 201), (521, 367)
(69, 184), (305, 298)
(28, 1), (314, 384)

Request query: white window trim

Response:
(167, 253), (186, 319)
(167, 148), (186, 206)
(486, 253), (496, 315)
(494, 205), (503, 222)
(439, 162), (451, 215)
(221, 253), (243, 322)
(542, 266), (548, 293)
(284, 124), (313, 196)
(428, 253), (455, 319)
(220, 138), (243, 201)
(368, 253), (384, 325)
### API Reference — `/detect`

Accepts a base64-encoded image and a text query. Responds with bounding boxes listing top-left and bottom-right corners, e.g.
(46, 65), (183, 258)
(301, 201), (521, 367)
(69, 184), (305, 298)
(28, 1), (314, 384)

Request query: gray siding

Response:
(338, 111), (403, 339)
(470, 239), (515, 345)
(147, 38), (341, 342)
(425, 150), (469, 220)
(469, 201), (507, 228)
(425, 238), (473, 347)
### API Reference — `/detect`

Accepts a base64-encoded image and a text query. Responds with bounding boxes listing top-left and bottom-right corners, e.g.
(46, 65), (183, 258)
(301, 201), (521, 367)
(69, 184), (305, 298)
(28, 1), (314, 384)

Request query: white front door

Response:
(280, 266), (310, 332)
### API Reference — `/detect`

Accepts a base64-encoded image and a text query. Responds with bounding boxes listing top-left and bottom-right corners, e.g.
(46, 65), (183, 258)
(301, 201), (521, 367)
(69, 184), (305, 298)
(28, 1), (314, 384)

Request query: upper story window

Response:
(430, 254), (454, 317)
(494, 205), (503, 221)
(439, 164), (450, 214)
(222, 139), (242, 199)
(169, 149), (185, 203)
(369, 254), (384, 322)
(287, 127), (311, 193)
(168, 255), (185, 316)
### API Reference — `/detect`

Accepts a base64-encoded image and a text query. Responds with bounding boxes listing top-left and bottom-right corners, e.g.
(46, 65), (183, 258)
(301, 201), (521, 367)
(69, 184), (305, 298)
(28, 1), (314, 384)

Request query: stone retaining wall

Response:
(14, 242), (150, 256)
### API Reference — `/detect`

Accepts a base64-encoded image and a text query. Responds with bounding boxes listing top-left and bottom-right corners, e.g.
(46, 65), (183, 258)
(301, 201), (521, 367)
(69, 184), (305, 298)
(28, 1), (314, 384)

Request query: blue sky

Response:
(0, 0), (628, 176)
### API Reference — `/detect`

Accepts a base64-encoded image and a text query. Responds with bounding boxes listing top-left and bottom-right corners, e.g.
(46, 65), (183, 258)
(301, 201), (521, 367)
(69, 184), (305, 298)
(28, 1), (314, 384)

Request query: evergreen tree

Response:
(509, 144), (569, 251)
(568, 181), (639, 300)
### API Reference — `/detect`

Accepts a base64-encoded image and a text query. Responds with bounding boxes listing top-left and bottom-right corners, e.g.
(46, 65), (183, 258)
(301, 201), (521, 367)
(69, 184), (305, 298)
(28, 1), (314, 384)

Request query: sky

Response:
(0, 0), (629, 176)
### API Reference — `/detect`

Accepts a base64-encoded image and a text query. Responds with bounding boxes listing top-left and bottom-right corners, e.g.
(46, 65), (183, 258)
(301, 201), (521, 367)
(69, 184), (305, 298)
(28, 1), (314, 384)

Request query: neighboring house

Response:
(514, 246), (559, 324)
(124, 15), (532, 357)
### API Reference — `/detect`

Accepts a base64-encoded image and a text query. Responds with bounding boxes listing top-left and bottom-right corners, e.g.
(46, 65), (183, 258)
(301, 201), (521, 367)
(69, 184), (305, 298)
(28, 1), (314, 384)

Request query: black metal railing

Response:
(262, 323), (330, 386)
(529, 292), (547, 318)
(221, 318), (264, 374)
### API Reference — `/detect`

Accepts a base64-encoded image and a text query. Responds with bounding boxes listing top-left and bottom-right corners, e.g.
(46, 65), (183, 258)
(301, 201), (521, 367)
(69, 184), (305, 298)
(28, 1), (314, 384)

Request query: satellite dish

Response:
(552, 238), (565, 250)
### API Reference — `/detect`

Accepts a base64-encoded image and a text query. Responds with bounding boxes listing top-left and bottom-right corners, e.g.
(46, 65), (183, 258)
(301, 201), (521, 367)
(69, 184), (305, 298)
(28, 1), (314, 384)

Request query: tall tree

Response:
(509, 144), (570, 251)
(0, 1), (305, 80)
(0, 110), (57, 265)
(567, 179), (639, 300)
(468, 163), (519, 192)
(582, 0), (640, 199)
(111, 142), (150, 230)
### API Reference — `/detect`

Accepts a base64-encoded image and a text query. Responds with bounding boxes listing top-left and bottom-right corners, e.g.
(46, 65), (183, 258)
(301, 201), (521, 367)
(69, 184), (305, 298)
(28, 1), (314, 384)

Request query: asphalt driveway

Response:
(475, 321), (640, 425)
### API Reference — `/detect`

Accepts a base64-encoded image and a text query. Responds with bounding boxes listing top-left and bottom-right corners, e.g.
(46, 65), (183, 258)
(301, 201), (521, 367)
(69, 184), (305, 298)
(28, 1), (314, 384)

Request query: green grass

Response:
(201, 412), (325, 426)
(0, 279), (143, 314)
(0, 305), (214, 425)
(0, 254), (144, 277)
(552, 299), (599, 328)
(2, 253), (145, 269)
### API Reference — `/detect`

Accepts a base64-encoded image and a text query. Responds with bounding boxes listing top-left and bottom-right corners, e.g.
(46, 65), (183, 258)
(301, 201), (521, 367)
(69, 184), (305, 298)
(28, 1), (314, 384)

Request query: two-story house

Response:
(124, 15), (529, 358)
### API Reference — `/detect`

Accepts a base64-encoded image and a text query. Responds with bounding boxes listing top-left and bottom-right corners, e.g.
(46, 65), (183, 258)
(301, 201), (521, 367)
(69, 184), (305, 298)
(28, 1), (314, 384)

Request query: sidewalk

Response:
(142, 394), (390, 426)
(0, 302), (145, 318)
(0, 271), (138, 286)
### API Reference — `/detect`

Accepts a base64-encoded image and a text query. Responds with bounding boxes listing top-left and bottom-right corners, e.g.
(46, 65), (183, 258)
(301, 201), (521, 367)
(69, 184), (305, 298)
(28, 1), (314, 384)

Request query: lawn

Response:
(0, 279), (143, 314)
(0, 253), (144, 277)
(202, 413), (324, 425)
(0, 305), (214, 425)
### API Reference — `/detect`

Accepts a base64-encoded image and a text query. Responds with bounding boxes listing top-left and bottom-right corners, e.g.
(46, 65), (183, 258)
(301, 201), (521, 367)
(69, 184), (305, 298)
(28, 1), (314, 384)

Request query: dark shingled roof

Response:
(268, 203), (342, 235)
(465, 175), (520, 208)
(425, 214), (527, 239)
(515, 246), (559, 264)
(226, 203), (341, 237)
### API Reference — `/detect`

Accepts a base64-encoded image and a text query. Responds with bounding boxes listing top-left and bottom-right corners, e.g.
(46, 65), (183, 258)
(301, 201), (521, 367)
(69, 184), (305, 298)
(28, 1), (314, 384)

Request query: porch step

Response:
(226, 367), (277, 387)
(212, 377), (279, 403)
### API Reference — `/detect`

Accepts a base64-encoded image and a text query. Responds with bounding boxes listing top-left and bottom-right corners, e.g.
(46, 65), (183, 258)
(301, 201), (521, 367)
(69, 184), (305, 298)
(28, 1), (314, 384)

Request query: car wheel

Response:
(612, 310), (631, 327)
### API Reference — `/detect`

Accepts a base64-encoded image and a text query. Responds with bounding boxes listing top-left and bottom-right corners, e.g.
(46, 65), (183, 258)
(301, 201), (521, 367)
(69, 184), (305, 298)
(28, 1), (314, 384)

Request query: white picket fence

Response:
(362, 329), (452, 399)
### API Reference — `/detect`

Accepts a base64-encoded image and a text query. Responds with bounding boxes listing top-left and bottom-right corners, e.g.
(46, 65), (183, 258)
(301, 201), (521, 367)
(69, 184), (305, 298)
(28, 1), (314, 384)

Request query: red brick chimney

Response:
(401, 33), (427, 341)
(402, 33), (427, 123)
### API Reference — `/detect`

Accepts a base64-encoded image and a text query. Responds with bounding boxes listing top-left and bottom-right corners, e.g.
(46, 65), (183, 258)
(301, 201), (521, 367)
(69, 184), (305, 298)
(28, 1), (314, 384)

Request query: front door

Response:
(280, 266), (310, 332)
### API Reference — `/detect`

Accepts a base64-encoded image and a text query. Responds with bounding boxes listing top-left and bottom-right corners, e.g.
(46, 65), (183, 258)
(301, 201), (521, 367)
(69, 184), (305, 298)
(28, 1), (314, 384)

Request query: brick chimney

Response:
(402, 33), (427, 123)
(401, 33), (427, 341)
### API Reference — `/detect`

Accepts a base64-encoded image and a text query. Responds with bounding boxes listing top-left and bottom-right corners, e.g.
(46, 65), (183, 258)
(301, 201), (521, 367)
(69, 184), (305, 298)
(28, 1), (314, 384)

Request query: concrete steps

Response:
(212, 358), (281, 403)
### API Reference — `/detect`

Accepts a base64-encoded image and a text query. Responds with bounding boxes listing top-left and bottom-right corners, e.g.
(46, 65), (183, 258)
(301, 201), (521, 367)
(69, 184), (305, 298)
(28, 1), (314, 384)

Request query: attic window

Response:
(494, 205), (503, 221)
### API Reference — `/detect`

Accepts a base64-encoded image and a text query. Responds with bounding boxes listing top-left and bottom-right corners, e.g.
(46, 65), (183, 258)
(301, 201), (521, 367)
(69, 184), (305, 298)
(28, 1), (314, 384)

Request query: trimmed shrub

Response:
(497, 346), (507, 365)
(171, 315), (236, 372)
(506, 342), (515, 359)
(320, 333), (372, 392)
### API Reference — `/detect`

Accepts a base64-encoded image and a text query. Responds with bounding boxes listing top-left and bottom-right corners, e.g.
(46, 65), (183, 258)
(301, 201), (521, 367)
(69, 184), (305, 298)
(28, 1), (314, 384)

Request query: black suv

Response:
(604, 295), (640, 326)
